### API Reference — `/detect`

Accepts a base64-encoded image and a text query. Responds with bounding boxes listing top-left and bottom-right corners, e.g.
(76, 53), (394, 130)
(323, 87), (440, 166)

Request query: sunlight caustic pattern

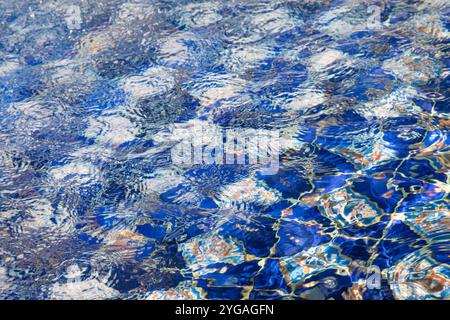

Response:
(0, 0), (449, 300)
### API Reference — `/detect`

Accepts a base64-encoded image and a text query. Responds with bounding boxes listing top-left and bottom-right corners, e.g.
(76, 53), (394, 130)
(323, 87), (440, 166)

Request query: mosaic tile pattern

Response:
(0, 0), (449, 300)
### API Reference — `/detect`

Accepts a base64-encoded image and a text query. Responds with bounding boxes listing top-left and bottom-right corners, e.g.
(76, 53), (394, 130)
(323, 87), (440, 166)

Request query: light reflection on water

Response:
(0, 0), (449, 300)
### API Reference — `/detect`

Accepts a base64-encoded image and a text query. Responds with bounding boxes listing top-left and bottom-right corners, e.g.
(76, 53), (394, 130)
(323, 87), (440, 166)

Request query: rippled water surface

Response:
(0, 0), (449, 300)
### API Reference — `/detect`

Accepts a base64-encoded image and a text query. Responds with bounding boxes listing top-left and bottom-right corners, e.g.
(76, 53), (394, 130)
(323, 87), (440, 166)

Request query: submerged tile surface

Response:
(0, 0), (449, 300)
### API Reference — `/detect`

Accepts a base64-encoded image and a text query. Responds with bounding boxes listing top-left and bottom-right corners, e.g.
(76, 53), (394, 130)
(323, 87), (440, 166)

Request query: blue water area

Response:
(0, 0), (449, 300)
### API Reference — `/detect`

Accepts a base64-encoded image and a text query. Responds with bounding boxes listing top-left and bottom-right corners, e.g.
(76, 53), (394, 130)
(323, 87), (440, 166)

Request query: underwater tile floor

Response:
(0, 0), (449, 300)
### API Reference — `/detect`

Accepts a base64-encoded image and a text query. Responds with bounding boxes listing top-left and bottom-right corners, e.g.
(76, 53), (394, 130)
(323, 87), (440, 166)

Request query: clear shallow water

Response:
(0, 0), (449, 300)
